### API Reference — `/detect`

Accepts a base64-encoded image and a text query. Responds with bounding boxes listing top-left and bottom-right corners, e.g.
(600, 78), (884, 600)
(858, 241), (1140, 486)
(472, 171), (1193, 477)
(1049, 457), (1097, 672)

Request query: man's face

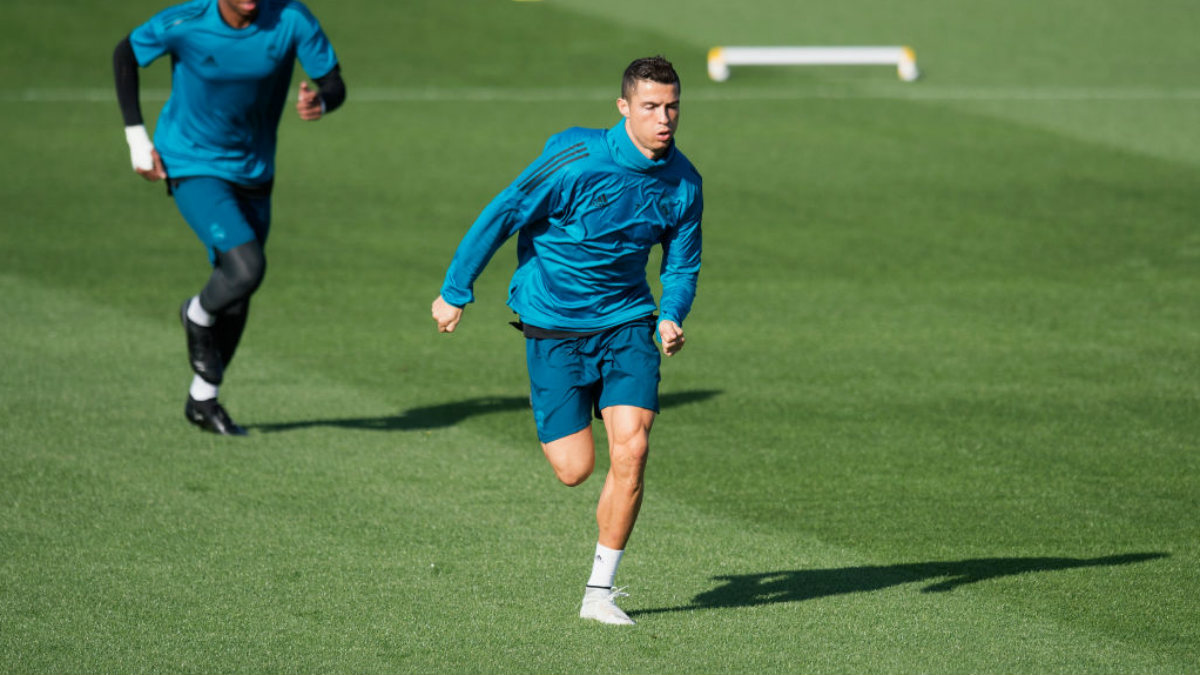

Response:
(218, 0), (259, 27)
(617, 79), (680, 160)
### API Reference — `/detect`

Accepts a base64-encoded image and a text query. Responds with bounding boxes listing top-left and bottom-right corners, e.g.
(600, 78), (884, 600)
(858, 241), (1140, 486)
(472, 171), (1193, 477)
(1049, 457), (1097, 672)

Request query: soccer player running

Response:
(112, 0), (346, 434)
(431, 56), (702, 625)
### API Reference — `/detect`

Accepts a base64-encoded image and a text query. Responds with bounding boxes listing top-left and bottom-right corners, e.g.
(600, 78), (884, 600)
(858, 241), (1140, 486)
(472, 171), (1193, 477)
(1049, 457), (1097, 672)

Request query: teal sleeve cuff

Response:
(439, 285), (473, 308)
(657, 315), (682, 343)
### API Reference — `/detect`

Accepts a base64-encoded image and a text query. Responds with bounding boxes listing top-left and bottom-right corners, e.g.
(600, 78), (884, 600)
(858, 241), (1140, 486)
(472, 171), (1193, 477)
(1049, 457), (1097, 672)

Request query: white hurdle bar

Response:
(708, 46), (920, 82)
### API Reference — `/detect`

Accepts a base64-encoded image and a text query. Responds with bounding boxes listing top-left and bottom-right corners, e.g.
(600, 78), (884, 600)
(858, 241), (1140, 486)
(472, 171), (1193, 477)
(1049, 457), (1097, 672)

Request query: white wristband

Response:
(124, 124), (155, 171)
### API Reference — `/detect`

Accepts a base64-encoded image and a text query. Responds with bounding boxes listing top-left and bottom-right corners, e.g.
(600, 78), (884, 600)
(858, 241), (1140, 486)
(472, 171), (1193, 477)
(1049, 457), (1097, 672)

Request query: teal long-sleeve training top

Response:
(440, 119), (703, 333)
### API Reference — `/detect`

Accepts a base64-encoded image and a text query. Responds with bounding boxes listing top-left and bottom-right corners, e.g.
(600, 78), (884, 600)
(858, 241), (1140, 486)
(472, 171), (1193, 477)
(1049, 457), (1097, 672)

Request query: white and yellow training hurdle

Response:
(707, 46), (920, 82)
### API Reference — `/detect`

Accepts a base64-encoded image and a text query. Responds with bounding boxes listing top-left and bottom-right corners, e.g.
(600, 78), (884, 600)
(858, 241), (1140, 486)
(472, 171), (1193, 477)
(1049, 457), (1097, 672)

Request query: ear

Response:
(616, 97), (630, 119)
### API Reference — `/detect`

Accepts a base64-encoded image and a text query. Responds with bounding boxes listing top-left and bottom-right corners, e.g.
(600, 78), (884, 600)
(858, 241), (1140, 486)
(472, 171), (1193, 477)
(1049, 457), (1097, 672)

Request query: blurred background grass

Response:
(1, 0), (1197, 672)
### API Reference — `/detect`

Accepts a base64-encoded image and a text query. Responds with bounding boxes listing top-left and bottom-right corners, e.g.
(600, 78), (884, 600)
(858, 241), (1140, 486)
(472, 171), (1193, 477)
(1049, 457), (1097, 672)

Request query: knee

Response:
(553, 460), (593, 487)
(542, 428), (595, 487)
(220, 242), (267, 299)
(610, 433), (649, 478)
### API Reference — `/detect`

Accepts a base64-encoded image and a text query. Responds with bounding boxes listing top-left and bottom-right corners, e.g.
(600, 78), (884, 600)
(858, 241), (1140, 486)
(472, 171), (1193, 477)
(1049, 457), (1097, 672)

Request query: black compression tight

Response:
(197, 242), (264, 369)
(199, 241), (266, 314)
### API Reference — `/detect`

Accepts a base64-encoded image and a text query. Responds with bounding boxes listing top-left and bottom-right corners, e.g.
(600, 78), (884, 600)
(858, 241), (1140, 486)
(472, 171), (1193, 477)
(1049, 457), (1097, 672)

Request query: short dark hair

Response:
(621, 56), (680, 100)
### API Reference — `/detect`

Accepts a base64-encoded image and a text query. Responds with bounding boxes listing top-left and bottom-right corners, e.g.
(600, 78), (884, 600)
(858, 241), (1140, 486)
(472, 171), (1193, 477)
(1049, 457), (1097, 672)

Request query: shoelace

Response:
(607, 586), (630, 601)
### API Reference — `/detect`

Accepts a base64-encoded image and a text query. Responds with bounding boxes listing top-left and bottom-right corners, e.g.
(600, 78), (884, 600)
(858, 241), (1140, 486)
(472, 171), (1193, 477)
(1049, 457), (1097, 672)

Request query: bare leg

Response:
(541, 426), (595, 487)
(596, 405), (655, 549)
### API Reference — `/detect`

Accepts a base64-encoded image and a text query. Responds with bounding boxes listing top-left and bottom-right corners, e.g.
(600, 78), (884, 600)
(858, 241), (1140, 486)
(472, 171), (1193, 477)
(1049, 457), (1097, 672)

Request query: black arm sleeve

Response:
(113, 35), (144, 126)
(313, 64), (346, 115)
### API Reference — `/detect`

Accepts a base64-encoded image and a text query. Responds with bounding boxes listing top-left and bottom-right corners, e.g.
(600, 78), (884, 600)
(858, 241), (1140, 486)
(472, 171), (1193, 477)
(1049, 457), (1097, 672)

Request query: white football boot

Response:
(580, 586), (636, 625)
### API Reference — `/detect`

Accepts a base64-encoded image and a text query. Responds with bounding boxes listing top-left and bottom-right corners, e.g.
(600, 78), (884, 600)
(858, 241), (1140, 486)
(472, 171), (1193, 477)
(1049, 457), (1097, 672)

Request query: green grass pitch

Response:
(1, 0), (1197, 672)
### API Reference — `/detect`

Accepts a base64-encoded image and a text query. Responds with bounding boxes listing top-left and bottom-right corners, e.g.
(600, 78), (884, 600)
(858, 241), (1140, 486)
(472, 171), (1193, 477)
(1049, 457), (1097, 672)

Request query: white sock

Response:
(187, 295), (215, 327)
(586, 543), (624, 589)
(189, 375), (219, 401)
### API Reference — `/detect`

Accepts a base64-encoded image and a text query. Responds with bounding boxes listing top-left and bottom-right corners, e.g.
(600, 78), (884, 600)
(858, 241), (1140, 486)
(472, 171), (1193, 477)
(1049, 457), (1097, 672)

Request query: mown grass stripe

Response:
(6, 85), (1200, 104)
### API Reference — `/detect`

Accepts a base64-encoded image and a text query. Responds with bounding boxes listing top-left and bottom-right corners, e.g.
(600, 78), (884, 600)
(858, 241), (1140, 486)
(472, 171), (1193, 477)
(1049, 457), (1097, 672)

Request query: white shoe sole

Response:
(580, 603), (636, 625)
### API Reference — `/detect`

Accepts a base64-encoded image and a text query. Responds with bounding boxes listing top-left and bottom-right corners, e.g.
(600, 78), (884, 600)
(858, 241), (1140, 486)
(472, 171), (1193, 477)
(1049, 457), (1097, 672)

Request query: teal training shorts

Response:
(171, 176), (272, 265)
(525, 317), (661, 443)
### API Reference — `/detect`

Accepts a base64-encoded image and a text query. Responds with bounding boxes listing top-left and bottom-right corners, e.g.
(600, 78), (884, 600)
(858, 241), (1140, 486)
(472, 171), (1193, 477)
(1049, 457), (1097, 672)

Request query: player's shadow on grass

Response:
(631, 553), (1168, 616)
(250, 389), (720, 433)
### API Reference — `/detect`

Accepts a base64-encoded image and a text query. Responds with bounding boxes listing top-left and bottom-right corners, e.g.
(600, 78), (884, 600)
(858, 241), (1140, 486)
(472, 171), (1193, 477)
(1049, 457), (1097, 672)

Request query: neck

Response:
(218, 3), (255, 29)
(623, 120), (667, 161)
